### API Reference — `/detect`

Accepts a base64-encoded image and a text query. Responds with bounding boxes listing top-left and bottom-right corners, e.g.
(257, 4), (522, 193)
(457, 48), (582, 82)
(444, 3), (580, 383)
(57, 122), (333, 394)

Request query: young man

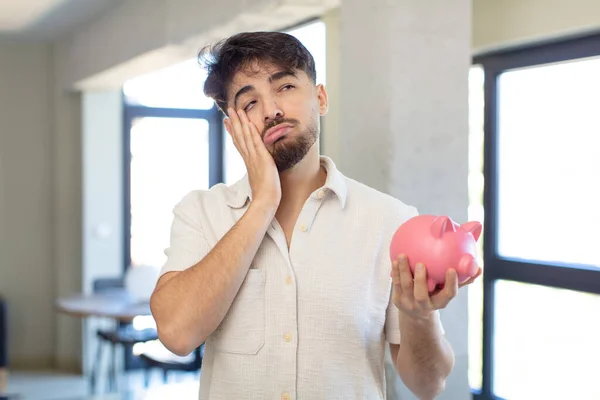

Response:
(150, 31), (480, 400)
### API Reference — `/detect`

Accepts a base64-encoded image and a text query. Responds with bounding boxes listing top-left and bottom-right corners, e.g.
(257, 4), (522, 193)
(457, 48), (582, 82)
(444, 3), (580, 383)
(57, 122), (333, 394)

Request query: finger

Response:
(391, 259), (403, 297)
(224, 117), (241, 149)
(413, 263), (432, 309)
(397, 255), (413, 294)
(237, 110), (257, 157)
(458, 267), (482, 288)
(432, 269), (458, 309)
(227, 108), (246, 152)
(248, 118), (268, 153)
(391, 259), (400, 284)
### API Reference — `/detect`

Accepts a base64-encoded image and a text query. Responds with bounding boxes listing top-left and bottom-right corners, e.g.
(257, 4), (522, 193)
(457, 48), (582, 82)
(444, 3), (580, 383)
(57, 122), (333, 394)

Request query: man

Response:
(150, 31), (480, 400)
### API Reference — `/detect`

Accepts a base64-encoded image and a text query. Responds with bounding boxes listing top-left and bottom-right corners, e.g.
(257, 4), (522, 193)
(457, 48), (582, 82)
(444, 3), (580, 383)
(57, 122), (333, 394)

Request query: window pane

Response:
(123, 59), (214, 110)
(468, 65), (485, 391)
(286, 20), (327, 85)
(130, 117), (210, 267)
(496, 57), (600, 267)
(493, 280), (600, 399)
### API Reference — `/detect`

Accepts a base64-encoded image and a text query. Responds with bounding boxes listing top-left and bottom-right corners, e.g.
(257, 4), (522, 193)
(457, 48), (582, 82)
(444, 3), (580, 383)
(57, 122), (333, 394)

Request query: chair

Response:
(90, 278), (159, 393)
(139, 344), (203, 387)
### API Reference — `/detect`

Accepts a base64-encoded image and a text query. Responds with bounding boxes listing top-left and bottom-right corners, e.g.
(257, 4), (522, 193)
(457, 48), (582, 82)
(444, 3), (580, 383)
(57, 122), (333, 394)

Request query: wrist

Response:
(248, 199), (278, 219)
(401, 310), (442, 331)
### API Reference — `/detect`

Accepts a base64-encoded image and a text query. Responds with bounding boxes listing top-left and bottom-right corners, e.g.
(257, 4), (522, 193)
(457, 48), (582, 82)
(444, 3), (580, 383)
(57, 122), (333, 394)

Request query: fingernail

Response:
(416, 263), (424, 271)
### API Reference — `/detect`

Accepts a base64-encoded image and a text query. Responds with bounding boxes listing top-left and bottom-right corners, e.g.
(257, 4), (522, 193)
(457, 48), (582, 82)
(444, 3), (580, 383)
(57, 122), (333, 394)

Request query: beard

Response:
(263, 116), (319, 172)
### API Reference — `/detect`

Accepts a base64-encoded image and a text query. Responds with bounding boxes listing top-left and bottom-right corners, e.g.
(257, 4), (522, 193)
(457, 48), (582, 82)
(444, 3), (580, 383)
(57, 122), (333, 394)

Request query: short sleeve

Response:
(160, 192), (211, 277)
(384, 203), (419, 345)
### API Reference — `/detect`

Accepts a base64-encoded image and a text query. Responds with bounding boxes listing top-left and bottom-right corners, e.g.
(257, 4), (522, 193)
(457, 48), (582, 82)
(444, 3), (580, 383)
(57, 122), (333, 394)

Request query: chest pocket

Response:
(211, 268), (265, 355)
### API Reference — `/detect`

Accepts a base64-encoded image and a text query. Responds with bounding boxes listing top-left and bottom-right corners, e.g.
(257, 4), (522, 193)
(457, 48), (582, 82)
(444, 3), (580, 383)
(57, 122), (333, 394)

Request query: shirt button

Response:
(282, 394), (290, 400)
(317, 189), (326, 199)
(284, 333), (292, 342)
(285, 275), (293, 285)
(299, 224), (307, 232)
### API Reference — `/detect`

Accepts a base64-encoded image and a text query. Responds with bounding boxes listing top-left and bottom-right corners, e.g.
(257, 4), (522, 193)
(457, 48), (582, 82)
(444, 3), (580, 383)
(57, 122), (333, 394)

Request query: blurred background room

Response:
(0, 0), (599, 399)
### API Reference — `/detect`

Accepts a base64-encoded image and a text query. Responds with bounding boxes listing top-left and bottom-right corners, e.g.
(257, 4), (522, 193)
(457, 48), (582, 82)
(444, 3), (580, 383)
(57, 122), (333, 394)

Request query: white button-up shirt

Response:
(160, 156), (422, 400)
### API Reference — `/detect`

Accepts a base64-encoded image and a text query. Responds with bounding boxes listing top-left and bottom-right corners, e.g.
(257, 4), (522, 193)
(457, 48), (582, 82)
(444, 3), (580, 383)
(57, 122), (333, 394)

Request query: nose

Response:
(263, 99), (284, 124)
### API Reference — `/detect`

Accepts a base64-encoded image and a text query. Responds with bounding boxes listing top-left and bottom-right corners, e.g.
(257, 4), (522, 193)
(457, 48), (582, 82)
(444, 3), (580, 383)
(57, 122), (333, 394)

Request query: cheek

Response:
(246, 109), (264, 131)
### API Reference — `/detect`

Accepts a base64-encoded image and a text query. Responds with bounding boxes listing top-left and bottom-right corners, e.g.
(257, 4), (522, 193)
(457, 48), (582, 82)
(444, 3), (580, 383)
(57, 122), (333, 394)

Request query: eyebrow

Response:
(233, 70), (298, 109)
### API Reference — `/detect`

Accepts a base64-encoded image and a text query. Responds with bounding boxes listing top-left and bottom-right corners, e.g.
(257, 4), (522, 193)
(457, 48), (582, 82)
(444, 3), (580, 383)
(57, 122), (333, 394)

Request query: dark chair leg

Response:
(107, 344), (117, 392)
(144, 368), (150, 388)
(90, 339), (103, 394)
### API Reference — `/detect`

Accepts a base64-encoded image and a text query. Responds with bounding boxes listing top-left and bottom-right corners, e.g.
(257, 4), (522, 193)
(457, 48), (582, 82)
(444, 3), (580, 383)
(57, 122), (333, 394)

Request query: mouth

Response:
(263, 124), (293, 145)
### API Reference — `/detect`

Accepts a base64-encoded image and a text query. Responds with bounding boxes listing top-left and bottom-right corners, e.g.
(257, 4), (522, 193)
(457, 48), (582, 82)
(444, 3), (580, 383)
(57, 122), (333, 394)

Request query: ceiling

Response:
(0, 0), (122, 40)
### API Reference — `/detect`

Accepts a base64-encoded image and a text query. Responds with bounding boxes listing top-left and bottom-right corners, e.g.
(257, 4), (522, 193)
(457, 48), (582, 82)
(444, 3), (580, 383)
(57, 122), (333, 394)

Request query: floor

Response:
(3, 370), (199, 400)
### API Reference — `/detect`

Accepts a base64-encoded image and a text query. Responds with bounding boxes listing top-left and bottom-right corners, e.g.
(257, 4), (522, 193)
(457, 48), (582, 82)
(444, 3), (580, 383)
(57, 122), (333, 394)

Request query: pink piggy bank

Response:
(389, 215), (482, 292)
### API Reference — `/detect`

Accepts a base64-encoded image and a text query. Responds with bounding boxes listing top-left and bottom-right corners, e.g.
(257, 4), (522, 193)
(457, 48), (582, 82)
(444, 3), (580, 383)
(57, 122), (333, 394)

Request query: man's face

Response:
(224, 62), (328, 172)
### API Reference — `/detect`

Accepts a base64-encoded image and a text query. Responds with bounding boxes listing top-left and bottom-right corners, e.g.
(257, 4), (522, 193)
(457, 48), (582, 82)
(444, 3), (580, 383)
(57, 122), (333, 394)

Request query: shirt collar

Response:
(225, 155), (347, 209)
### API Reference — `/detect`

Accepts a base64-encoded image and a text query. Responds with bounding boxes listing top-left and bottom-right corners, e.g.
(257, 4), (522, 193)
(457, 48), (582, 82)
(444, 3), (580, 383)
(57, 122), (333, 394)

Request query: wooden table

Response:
(56, 289), (155, 394)
(56, 289), (151, 322)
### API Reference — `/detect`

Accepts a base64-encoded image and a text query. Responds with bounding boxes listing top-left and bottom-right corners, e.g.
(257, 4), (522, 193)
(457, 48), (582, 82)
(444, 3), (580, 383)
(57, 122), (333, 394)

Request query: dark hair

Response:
(198, 31), (317, 114)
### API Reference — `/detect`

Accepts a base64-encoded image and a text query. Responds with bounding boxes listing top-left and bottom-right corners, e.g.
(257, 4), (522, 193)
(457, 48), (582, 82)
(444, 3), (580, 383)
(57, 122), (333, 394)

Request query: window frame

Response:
(122, 103), (223, 271)
(472, 31), (600, 400)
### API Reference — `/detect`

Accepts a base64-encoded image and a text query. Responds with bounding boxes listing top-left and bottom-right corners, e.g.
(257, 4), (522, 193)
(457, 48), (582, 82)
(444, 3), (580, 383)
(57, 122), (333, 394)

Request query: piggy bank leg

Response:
(458, 254), (478, 279)
(427, 278), (437, 293)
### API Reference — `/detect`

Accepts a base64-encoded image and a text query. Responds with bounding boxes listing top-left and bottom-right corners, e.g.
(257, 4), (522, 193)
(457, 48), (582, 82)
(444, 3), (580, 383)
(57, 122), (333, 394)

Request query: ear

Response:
(316, 84), (328, 116)
(430, 216), (456, 239)
(461, 221), (483, 241)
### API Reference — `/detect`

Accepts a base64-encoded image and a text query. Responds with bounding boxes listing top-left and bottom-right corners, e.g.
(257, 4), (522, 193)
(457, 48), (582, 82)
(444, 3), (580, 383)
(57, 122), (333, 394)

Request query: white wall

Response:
(473, 0), (600, 52)
(81, 90), (124, 373)
(0, 39), (55, 369)
(320, 8), (341, 165)
(55, 0), (341, 91)
(51, 72), (83, 372)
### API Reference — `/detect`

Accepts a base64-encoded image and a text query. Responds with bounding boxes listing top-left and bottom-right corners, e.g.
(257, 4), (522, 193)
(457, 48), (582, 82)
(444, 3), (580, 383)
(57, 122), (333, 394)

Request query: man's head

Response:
(198, 31), (328, 172)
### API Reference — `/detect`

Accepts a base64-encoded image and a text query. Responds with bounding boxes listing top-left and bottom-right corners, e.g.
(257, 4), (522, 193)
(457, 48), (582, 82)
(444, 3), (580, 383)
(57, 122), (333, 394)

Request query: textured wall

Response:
(338, 1), (471, 398)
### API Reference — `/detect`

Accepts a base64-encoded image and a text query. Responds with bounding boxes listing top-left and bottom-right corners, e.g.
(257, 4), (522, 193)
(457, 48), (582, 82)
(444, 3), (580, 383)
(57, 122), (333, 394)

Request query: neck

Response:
(278, 147), (326, 208)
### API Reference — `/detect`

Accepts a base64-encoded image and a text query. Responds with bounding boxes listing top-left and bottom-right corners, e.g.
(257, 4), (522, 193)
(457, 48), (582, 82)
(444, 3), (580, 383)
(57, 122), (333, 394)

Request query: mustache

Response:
(262, 118), (299, 138)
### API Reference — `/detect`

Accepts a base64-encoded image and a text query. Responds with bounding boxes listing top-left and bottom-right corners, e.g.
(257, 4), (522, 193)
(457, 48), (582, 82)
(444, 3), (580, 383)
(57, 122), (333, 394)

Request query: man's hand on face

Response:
(225, 108), (281, 211)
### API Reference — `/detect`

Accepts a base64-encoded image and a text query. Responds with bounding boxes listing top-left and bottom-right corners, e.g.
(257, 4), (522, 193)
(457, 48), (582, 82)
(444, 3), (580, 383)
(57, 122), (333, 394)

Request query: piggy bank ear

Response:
(461, 221), (483, 241)
(431, 216), (455, 238)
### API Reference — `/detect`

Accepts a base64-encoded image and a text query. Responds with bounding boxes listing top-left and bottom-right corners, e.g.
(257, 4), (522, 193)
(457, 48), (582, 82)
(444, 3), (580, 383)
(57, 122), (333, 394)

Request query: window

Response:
(471, 33), (600, 400)
(122, 60), (223, 368)
(122, 73), (222, 271)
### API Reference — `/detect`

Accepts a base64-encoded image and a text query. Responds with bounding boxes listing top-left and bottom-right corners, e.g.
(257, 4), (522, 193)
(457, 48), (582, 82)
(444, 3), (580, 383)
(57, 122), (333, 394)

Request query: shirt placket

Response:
(265, 187), (328, 400)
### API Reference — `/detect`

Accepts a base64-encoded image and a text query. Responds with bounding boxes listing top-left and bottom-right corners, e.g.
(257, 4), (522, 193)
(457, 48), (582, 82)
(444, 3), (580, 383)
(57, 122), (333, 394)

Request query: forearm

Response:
(150, 201), (276, 355)
(395, 311), (455, 400)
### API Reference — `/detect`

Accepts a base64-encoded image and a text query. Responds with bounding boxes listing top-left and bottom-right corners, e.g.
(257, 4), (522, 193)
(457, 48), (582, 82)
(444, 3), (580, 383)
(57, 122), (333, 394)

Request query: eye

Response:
(280, 84), (295, 91)
(243, 100), (256, 112)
